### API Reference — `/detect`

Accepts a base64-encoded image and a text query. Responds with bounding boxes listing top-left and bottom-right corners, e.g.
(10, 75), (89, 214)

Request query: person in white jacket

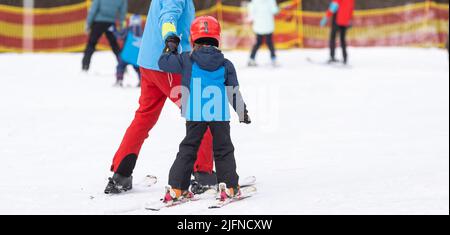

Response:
(248, 0), (279, 67)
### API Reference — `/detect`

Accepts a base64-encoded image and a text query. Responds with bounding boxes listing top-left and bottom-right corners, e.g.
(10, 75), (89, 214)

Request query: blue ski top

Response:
(138, 0), (195, 71)
(116, 25), (144, 66)
(158, 46), (248, 122)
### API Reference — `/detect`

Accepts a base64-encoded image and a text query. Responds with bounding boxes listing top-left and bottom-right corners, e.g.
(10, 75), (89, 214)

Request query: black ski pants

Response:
(82, 22), (120, 69)
(330, 14), (349, 63)
(250, 34), (277, 60)
(169, 122), (239, 191)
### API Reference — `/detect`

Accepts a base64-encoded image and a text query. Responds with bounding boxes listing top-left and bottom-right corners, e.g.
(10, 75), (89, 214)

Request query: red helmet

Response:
(190, 16), (221, 46)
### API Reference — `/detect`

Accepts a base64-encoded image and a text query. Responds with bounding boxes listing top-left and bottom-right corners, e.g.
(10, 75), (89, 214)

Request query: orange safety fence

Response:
(0, 0), (448, 52)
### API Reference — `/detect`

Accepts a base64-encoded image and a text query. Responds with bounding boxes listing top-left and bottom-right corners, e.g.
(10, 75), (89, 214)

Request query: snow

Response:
(0, 48), (448, 215)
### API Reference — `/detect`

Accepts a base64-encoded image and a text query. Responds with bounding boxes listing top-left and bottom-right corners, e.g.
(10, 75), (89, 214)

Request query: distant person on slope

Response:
(114, 14), (143, 87)
(82, 0), (127, 72)
(320, 0), (354, 65)
(247, 0), (280, 67)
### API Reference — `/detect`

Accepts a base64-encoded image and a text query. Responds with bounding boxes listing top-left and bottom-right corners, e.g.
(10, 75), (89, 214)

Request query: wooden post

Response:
(23, 0), (34, 52)
(296, 0), (304, 48)
(217, 0), (224, 27)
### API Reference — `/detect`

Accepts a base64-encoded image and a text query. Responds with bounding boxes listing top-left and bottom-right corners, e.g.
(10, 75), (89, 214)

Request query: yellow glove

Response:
(162, 22), (177, 40)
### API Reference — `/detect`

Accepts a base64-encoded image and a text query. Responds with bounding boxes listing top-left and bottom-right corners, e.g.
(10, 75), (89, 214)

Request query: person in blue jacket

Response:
(247, 0), (280, 67)
(114, 14), (143, 87)
(82, 0), (127, 71)
(106, 0), (215, 194)
(158, 16), (251, 202)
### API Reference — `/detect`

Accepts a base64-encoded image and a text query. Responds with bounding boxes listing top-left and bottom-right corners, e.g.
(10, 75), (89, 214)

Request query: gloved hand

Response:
(162, 22), (177, 40)
(320, 17), (328, 27)
(164, 35), (181, 54)
(240, 113), (251, 125)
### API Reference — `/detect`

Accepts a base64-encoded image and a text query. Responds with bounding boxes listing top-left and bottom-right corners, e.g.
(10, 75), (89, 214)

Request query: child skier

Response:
(158, 16), (251, 203)
(114, 14), (143, 87)
(320, 0), (355, 64)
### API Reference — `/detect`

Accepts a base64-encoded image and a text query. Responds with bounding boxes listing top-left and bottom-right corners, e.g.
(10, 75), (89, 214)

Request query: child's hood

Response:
(191, 46), (225, 72)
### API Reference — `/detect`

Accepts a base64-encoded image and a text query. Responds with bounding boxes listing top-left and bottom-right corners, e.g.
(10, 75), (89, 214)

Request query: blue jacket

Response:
(86, 0), (127, 27)
(159, 46), (248, 122)
(117, 26), (143, 67)
(138, 0), (195, 71)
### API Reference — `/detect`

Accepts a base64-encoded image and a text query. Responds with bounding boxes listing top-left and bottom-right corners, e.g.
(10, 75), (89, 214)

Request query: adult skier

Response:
(82, 0), (127, 71)
(105, 0), (215, 194)
(320, 0), (355, 64)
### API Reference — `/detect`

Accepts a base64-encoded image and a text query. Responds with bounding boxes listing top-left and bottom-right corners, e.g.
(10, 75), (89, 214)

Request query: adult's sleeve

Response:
(159, 0), (186, 29)
(86, 0), (100, 27)
(271, 0), (280, 15)
(326, 0), (340, 18)
(247, 2), (254, 21)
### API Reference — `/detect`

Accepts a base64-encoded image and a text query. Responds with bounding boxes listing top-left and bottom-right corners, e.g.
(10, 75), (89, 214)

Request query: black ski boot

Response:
(113, 79), (123, 87)
(82, 63), (89, 72)
(190, 171), (218, 195)
(104, 173), (133, 194)
(343, 57), (348, 65)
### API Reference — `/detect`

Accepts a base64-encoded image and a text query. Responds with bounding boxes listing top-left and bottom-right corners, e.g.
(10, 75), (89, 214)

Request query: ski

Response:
(306, 57), (351, 68)
(240, 176), (257, 188)
(208, 186), (257, 209)
(145, 176), (257, 211)
(145, 195), (203, 211)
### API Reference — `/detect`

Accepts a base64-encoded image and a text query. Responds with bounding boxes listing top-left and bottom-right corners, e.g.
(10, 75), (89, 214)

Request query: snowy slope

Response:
(0, 48), (448, 215)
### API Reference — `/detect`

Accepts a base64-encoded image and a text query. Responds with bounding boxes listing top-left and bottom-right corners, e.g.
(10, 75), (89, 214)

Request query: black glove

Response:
(240, 112), (251, 124)
(164, 35), (180, 54)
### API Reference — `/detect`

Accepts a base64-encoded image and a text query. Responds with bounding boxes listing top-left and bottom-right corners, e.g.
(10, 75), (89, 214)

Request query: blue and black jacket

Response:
(159, 46), (248, 122)
(115, 25), (143, 67)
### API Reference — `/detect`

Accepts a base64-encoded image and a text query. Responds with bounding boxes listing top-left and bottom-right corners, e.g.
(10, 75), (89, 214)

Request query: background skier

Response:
(82, 0), (127, 71)
(320, 0), (355, 64)
(105, 0), (215, 194)
(247, 0), (280, 67)
(114, 14), (143, 87)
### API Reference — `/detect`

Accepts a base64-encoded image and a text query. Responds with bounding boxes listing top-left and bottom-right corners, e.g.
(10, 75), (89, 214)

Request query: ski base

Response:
(208, 186), (257, 209)
(145, 196), (201, 211)
(145, 176), (257, 211)
(306, 57), (351, 68)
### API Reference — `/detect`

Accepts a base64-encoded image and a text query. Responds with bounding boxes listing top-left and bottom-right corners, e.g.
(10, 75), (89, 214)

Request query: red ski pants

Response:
(111, 68), (214, 174)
